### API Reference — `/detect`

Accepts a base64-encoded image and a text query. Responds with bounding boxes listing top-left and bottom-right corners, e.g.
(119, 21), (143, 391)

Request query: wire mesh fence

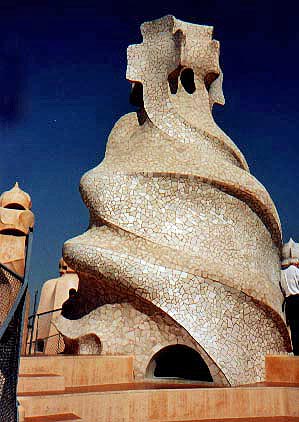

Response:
(0, 289), (25, 422)
(0, 265), (21, 325)
(0, 231), (32, 422)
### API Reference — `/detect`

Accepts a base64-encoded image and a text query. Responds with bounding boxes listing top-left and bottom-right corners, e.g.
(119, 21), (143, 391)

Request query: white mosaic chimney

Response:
(59, 15), (291, 386)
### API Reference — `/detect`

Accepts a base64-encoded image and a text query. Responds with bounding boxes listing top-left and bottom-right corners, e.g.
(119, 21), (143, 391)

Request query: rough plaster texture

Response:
(0, 183), (34, 276)
(60, 15), (291, 385)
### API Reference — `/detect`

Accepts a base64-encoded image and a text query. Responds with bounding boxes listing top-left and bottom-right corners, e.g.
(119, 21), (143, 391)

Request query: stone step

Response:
(18, 384), (299, 422)
(18, 380), (214, 397)
(18, 356), (299, 421)
(20, 355), (133, 387)
(18, 373), (65, 394)
(167, 417), (299, 422)
(24, 414), (81, 422)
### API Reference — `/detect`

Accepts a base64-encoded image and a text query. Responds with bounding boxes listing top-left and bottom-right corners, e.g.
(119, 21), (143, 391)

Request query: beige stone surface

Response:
(266, 355), (299, 383)
(37, 272), (79, 322)
(17, 355), (299, 421)
(34, 259), (78, 353)
(60, 15), (291, 386)
(19, 355), (134, 387)
(0, 208), (34, 236)
(17, 373), (65, 394)
(0, 183), (34, 276)
(18, 384), (299, 422)
(0, 183), (33, 327)
(0, 182), (32, 210)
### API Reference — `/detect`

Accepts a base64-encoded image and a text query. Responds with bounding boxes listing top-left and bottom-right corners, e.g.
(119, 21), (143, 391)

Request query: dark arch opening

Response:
(180, 68), (196, 94)
(4, 203), (25, 210)
(130, 82), (143, 108)
(149, 345), (213, 382)
(0, 228), (25, 236)
(168, 66), (181, 94)
(129, 82), (147, 125)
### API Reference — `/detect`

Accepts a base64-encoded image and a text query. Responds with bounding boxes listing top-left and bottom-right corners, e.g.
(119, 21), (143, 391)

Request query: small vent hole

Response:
(180, 68), (196, 94)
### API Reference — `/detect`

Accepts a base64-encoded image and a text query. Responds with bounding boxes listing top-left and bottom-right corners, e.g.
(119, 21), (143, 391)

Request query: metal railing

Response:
(0, 230), (32, 422)
(26, 308), (65, 356)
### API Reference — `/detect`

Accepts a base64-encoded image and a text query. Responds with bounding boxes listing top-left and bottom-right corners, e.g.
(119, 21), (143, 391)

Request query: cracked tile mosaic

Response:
(58, 15), (291, 386)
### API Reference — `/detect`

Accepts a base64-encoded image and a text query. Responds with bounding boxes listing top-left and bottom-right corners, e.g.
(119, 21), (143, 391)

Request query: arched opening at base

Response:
(147, 344), (213, 382)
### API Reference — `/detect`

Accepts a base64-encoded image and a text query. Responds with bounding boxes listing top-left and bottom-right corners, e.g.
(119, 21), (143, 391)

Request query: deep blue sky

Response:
(1, 0), (299, 299)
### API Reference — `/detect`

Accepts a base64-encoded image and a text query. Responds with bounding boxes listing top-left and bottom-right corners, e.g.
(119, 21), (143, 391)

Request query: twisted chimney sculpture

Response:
(59, 15), (291, 385)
